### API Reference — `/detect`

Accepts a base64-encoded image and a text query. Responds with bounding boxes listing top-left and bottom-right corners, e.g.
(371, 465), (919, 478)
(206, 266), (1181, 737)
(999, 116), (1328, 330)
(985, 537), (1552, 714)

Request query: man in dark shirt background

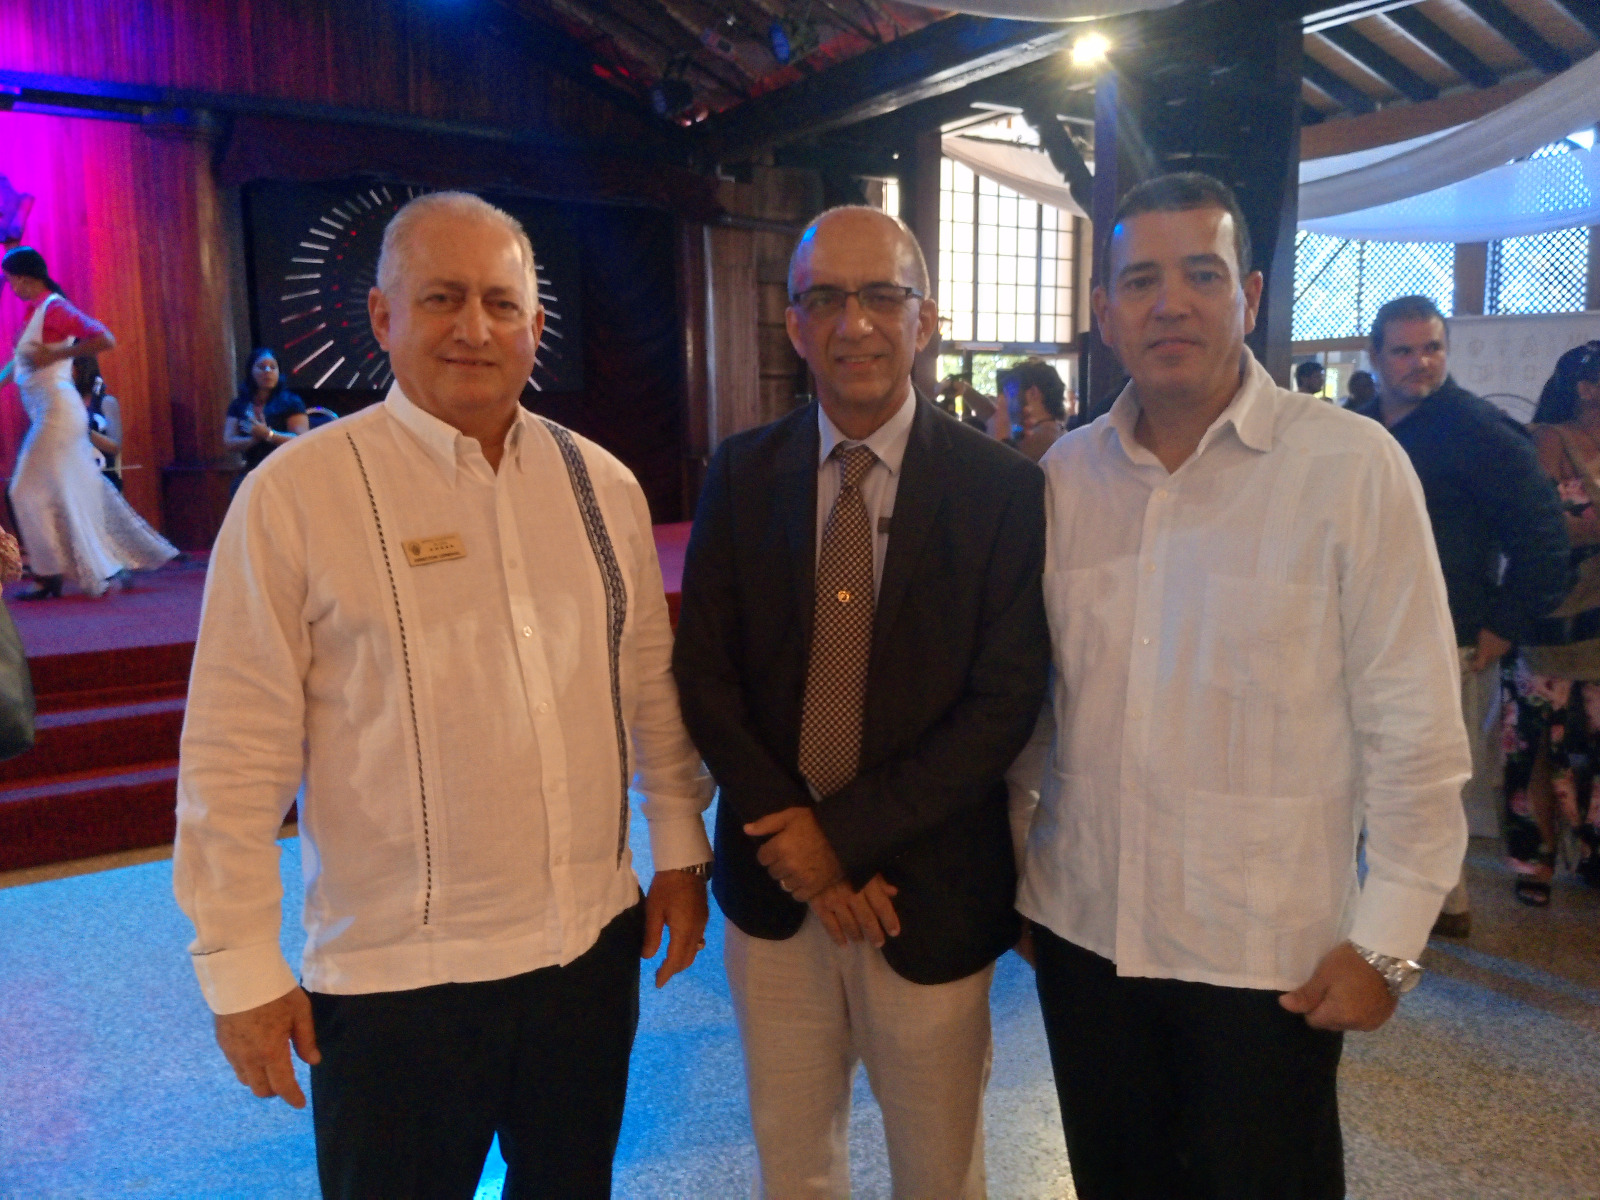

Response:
(1357, 295), (1571, 937)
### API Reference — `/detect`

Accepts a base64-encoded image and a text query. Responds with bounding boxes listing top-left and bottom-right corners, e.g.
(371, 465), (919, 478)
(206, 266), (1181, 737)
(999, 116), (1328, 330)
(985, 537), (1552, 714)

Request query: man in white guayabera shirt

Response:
(174, 191), (713, 1200)
(1012, 173), (1469, 1200)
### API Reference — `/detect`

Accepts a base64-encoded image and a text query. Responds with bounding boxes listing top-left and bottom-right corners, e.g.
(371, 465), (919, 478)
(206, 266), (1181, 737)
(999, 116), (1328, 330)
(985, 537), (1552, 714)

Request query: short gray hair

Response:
(786, 205), (930, 298)
(375, 191), (540, 299)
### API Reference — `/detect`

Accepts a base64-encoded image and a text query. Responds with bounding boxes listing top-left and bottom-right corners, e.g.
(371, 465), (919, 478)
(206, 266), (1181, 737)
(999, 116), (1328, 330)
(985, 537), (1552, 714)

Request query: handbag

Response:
(0, 596), (35, 760)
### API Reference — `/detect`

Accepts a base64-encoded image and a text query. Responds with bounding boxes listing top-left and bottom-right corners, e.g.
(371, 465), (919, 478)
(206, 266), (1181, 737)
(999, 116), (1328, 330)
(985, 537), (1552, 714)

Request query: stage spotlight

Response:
(650, 77), (696, 119)
(770, 15), (821, 66)
(1070, 32), (1111, 69)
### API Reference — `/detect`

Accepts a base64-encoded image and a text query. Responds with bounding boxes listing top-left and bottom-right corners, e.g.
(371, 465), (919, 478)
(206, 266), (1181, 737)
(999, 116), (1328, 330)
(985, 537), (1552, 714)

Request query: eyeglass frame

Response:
(789, 283), (926, 319)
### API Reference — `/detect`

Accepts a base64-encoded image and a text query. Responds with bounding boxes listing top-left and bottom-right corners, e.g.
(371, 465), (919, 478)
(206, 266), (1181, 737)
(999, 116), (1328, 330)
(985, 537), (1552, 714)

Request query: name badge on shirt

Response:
(402, 534), (467, 567)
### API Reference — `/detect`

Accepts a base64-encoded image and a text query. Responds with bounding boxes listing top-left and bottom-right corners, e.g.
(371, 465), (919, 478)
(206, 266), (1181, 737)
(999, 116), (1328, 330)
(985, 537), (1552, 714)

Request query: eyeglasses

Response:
(790, 284), (924, 320)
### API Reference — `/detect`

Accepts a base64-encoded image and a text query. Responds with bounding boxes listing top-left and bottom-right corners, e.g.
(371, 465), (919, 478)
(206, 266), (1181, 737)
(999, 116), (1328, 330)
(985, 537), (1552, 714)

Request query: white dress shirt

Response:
(815, 385), (915, 598)
(1015, 355), (1470, 992)
(175, 386), (712, 1015)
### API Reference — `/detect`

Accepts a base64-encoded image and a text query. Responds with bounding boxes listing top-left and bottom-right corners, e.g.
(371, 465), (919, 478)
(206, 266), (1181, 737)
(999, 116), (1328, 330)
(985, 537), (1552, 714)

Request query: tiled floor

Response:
(1, 828), (1595, 1199)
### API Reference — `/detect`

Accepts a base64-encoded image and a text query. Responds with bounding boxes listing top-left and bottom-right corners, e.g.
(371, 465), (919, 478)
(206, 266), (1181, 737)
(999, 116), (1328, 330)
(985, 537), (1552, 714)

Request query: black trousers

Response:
(309, 901), (645, 1200)
(1033, 924), (1345, 1200)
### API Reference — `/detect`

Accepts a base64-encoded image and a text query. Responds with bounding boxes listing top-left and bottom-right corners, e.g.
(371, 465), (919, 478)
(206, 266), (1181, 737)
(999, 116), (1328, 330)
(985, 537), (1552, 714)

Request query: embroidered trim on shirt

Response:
(346, 432), (435, 923)
(539, 418), (631, 866)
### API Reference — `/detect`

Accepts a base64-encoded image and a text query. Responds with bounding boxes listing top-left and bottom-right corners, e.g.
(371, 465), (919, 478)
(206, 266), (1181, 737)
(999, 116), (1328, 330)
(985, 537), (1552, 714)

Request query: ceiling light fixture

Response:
(1070, 33), (1111, 69)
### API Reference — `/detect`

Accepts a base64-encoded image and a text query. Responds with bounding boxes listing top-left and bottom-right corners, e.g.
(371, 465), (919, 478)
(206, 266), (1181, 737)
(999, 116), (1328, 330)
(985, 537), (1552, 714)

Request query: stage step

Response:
(0, 697), (185, 784)
(27, 642), (193, 713)
(0, 763), (179, 872)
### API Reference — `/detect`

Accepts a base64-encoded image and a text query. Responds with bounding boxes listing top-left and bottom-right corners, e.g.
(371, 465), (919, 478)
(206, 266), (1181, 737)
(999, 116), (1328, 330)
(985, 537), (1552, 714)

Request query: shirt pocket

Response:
(1197, 574), (1328, 704)
(1182, 790), (1333, 934)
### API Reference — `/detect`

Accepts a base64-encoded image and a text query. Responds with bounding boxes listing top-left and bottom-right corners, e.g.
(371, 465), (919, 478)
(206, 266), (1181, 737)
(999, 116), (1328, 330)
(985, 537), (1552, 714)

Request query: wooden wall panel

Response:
(705, 225), (761, 450)
(0, 0), (645, 143)
(0, 111), (217, 528)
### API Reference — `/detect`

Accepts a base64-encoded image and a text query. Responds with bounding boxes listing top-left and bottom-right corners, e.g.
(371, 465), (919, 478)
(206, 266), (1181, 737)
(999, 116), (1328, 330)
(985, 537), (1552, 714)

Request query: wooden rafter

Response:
(1382, 5), (1501, 87)
(1317, 23), (1441, 98)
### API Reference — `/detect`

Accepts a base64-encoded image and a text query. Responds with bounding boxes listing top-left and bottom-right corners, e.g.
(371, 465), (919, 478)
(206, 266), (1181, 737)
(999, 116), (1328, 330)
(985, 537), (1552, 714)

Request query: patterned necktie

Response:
(798, 444), (878, 797)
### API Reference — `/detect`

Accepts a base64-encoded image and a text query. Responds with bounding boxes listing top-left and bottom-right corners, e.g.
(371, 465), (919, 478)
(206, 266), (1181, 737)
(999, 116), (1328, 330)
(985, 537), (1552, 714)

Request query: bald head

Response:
(787, 206), (929, 300)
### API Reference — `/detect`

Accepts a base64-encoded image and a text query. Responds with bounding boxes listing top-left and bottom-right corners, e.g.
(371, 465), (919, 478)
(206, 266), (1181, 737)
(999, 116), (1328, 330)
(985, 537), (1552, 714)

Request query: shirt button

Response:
(538, 702), (551, 714)
(1130, 708), (1144, 720)
(1141, 637), (1151, 645)
(1145, 563), (1156, 574)
(507, 559), (519, 570)
(522, 626), (533, 638)
(1154, 489), (1167, 499)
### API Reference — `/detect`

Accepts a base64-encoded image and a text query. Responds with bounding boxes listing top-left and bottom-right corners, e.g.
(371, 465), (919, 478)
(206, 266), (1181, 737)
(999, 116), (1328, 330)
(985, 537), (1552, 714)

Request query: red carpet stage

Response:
(0, 523), (693, 873)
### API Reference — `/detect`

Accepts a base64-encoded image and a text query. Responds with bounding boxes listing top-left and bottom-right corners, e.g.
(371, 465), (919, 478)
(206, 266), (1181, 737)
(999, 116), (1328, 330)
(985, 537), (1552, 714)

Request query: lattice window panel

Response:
(1484, 135), (1592, 315)
(1487, 226), (1590, 316)
(1293, 233), (1453, 342)
(939, 157), (1075, 345)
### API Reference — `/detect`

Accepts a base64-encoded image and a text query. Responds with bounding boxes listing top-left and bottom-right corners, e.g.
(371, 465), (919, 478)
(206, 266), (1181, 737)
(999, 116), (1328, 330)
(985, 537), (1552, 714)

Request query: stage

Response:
(0, 522), (693, 873)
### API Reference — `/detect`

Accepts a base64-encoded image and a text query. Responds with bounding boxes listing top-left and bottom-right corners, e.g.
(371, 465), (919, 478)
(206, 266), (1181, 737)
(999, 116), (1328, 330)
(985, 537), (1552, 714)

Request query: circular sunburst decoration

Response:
(266, 184), (571, 394)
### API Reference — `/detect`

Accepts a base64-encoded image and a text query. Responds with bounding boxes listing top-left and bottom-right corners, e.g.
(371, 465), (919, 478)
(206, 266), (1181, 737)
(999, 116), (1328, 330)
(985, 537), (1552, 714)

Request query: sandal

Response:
(1514, 877), (1552, 906)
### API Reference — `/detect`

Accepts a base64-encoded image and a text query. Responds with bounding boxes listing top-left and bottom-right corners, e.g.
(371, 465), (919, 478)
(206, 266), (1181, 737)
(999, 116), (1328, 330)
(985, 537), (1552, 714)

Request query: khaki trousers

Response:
(1443, 648), (1504, 915)
(724, 913), (994, 1200)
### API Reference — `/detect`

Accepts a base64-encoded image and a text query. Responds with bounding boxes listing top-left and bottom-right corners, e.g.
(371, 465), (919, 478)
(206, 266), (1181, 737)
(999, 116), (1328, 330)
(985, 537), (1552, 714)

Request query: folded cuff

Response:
(644, 813), (714, 874)
(1347, 876), (1450, 962)
(192, 941), (301, 1015)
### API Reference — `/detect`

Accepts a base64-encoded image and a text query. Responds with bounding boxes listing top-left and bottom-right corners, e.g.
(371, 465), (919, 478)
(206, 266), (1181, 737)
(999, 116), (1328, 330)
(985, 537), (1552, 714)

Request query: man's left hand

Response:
(1278, 942), (1398, 1032)
(744, 806), (845, 902)
(642, 869), (709, 989)
(1471, 627), (1512, 673)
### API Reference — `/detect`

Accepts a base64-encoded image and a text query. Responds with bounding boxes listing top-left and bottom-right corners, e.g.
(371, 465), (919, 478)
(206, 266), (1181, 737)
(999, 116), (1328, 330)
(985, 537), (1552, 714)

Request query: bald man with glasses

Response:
(672, 205), (1049, 1198)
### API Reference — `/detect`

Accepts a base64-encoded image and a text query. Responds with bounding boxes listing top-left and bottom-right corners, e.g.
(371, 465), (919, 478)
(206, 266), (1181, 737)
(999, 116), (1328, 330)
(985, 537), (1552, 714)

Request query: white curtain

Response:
(936, 44), (1600, 244)
(941, 135), (1089, 217)
(1299, 145), (1600, 242)
(896, 0), (1180, 19)
(1298, 49), (1600, 221)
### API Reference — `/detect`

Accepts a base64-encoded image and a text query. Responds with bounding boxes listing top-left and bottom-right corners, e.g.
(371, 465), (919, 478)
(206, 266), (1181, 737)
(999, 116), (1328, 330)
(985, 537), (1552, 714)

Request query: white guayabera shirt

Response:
(175, 386), (711, 1014)
(1015, 354), (1470, 992)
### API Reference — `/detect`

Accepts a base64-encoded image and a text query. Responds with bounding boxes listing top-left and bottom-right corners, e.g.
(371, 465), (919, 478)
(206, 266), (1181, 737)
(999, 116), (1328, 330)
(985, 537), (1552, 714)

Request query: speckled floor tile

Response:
(1, 824), (1592, 1199)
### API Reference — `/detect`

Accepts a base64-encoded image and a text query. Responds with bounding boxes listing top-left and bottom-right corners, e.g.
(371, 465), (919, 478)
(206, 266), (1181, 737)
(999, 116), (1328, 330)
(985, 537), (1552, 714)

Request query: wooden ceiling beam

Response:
(1547, 0), (1600, 40)
(692, 15), (1079, 163)
(1299, 71), (1540, 156)
(1456, 0), (1571, 73)
(1383, 6), (1500, 88)
(1300, 55), (1380, 112)
(1316, 24), (1440, 100)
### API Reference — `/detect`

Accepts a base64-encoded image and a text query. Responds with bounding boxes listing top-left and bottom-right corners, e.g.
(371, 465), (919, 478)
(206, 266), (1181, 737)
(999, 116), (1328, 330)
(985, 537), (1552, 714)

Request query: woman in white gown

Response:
(1, 247), (176, 598)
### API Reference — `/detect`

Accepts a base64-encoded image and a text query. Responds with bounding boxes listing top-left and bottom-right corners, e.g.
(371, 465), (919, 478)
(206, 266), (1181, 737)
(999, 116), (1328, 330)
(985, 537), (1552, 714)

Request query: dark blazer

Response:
(672, 396), (1049, 985)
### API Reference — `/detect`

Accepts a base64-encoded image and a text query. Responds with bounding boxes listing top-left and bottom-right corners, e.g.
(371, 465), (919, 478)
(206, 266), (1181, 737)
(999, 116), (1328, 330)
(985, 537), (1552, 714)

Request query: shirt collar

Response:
(383, 384), (528, 483)
(1103, 352), (1278, 465)
(817, 383), (916, 476)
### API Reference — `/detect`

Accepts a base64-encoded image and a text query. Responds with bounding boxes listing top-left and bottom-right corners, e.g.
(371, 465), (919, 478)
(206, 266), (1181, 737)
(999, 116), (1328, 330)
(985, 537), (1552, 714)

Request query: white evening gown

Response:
(8, 295), (176, 596)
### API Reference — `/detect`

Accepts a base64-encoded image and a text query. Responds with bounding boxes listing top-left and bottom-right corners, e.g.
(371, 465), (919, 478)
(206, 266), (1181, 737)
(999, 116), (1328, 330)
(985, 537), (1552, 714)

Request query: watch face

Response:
(246, 181), (583, 396)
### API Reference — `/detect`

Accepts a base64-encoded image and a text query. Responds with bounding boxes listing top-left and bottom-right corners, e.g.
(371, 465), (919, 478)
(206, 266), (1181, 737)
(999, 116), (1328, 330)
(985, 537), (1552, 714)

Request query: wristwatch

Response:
(1350, 942), (1424, 998)
(674, 860), (713, 879)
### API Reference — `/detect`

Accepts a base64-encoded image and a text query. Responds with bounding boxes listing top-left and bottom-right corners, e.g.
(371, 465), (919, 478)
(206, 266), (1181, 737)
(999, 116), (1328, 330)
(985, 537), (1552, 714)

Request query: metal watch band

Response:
(1351, 943), (1423, 998)
(675, 861), (713, 879)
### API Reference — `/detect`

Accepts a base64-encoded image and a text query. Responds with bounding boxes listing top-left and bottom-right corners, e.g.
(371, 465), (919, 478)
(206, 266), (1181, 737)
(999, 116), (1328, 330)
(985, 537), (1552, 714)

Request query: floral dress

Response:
(1502, 470), (1600, 886)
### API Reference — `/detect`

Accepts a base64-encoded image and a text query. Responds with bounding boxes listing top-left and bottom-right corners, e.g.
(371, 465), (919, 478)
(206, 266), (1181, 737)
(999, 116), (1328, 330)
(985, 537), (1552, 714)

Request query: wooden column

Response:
(1085, 70), (1142, 415)
(1455, 242), (1489, 316)
(1587, 225), (1600, 312)
(677, 218), (711, 515)
(1085, 0), (1305, 405)
(138, 124), (242, 549)
(898, 128), (945, 399)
